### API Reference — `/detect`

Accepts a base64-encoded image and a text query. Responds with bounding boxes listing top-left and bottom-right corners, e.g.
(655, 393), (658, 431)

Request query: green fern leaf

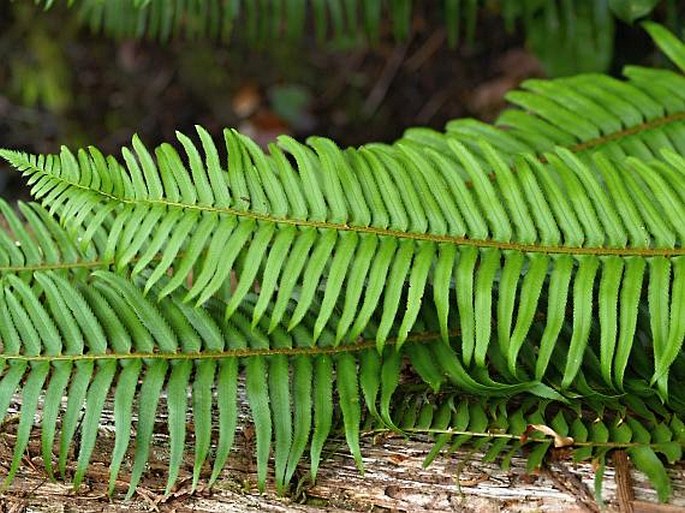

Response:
(6, 29), (685, 395)
(0, 199), (511, 495)
(2, 19), (685, 503)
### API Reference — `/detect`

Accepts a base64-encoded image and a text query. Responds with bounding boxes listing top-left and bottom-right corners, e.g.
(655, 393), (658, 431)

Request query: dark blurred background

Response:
(0, 2), (667, 201)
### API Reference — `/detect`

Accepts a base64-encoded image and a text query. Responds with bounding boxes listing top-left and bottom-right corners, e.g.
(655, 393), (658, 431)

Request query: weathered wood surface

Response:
(1, 423), (684, 513)
(1, 388), (684, 513)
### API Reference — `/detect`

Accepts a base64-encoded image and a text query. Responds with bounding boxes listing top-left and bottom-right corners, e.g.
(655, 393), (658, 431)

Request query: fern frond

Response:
(0, 197), (611, 495)
(446, 56), (685, 171)
(5, 33), (685, 396)
(445, 68), (685, 164)
(0, 155), (682, 502)
(390, 391), (684, 502)
(0, 266), (395, 495)
(443, 22), (685, 173)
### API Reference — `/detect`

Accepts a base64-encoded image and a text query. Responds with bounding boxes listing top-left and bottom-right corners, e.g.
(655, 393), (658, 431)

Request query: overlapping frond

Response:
(4, 51), (685, 398)
(390, 392), (684, 502)
(2, 19), (685, 504)
(0, 263), (409, 496)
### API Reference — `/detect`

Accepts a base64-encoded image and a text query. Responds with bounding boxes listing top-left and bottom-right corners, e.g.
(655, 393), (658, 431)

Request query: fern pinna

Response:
(0, 21), (684, 503)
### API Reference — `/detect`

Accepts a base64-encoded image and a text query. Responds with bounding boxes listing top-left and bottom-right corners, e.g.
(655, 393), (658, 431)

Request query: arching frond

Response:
(4, 32), (685, 397)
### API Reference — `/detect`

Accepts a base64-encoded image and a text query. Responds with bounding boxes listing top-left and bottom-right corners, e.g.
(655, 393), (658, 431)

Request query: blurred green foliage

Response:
(7, 3), (74, 113)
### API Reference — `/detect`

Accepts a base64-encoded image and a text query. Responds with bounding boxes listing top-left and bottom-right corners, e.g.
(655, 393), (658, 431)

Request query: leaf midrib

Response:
(0, 259), (109, 273)
(20, 107), (685, 258)
(42, 180), (685, 257)
(0, 329), (447, 361)
(399, 427), (685, 450)
(565, 110), (685, 155)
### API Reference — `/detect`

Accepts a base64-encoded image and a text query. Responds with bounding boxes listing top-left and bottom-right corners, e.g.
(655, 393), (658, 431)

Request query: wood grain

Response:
(1, 423), (684, 512)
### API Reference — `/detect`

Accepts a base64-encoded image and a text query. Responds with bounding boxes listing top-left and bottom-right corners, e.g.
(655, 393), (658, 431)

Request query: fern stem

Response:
(0, 329), (452, 362)
(23, 171), (685, 257)
(397, 428), (684, 449)
(0, 259), (111, 273)
(564, 111), (685, 156)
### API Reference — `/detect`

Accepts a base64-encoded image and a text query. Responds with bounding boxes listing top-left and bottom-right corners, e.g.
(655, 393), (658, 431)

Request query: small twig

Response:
(135, 487), (162, 512)
(362, 44), (409, 118)
(614, 450), (635, 513)
(404, 29), (446, 72)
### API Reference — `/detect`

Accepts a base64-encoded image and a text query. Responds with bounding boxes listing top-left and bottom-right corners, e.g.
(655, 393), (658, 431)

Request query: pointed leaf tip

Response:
(643, 22), (685, 73)
(610, 0), (660, 23)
